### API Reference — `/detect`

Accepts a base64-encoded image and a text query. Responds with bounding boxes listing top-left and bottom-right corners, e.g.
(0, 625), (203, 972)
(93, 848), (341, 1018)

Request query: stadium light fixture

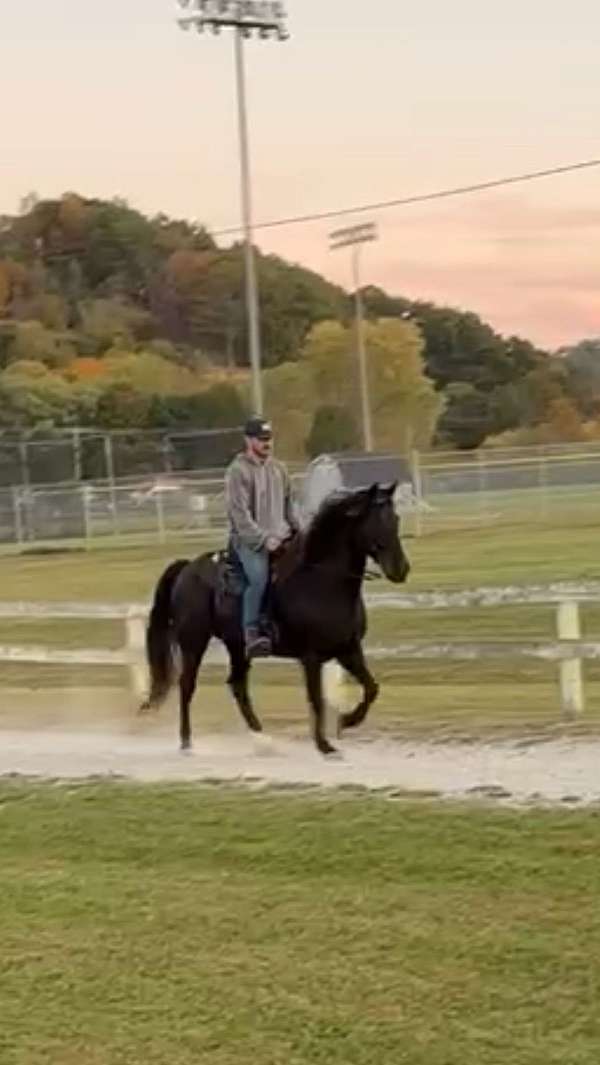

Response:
(329, 222), (378, 452)
(176, 0), (289, 415)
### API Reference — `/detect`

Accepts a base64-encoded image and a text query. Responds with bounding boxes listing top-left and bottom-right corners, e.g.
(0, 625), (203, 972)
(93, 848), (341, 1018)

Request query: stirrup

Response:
(245, 630), (272, 659)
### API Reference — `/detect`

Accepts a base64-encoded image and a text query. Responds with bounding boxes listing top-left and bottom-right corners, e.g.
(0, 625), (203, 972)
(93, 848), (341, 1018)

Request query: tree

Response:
(79, 298), (155, 351)
(301, 318), (442, 453)
(561, 338), (600, 417)
(262, 361), (316, 460)
(364, 318), (442, 451)
(161, 248), (240, 360)
(100, 350), (193, 396)
(302, 321), (354, 407)
(0, 323), (16, 369)
(0, 362), (78, 431)
(65, 357), (106, 383)
(156, 383), (246, 430)
(80, 200), (160, 296)
(361, 289), (556, 448)
(0, 189), (577, 454)
(486, 395), (589, 447)
(57, 193), (89, 245)
(94, 381), (154, 429)
(151, 214), (214, 256)
(257, 253), (347, 367)
(306, 405), (360, 458)
(159, 246), (347, 369)
(7, 321), (75, 370)
(436, 383), (494, 450)
(0, 262), (10, 315)
(514, 360), (571, 427)
(0, 260), (28, 319)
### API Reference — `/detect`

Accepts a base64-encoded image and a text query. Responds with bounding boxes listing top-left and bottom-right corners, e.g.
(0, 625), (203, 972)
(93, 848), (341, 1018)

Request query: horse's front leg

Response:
(226, 641), (263, 734)
(301, 654), (339, 757)
(336, 642), (379, 733)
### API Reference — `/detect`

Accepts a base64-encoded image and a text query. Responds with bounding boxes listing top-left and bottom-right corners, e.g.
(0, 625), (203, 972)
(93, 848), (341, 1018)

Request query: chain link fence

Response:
(4, 477), (227, 548)
(1, 440), (600, 549)
(413, 443), (600, 533)
(0, 428), (242, 489)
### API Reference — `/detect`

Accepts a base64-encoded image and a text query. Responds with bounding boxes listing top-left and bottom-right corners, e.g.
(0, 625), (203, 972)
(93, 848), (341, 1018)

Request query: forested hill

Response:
(0, 193), (592, 455)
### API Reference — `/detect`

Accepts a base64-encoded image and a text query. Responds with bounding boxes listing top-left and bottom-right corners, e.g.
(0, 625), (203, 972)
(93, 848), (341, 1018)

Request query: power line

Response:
(213, 157), (600, 238)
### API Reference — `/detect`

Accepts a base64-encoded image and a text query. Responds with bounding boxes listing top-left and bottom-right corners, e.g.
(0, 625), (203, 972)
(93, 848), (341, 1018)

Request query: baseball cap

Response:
(244, 417), (273, 440)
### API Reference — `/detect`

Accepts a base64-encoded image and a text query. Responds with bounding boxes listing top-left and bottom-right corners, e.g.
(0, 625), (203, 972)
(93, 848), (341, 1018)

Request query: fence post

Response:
(411, 449), (423, 537)
(538, 448), (549, 521)
(73, 428), (83, 482)
(104, 434), (119, 536)
(82, 486), (92, 547)
(19, 440), (30, 490)
(477, 450), (488, 523)
(155, 490), (166, 544)
(126, 608), (147, 699)
(557, 600), (584, 718)
(323, 661), (344, 739)
(12, 487), (23, 547)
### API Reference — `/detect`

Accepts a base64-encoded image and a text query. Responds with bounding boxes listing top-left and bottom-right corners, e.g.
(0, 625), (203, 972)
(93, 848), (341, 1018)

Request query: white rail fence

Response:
(1, 582), (600, 719)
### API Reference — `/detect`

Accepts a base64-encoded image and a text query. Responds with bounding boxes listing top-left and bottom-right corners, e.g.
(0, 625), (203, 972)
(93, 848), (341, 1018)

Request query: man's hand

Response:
(265, 536), (281, 553)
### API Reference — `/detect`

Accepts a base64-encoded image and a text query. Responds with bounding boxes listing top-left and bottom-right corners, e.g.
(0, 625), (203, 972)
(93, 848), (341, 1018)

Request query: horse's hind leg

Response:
(178, 638), (208, 751)
(336, 643), (379, 733)
(226, 642), (263, 734)
(302, 655), (338, 757)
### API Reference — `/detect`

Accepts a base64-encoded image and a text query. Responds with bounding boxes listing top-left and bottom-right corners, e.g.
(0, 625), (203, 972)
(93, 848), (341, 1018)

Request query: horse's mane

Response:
(303, 490), (357, 561)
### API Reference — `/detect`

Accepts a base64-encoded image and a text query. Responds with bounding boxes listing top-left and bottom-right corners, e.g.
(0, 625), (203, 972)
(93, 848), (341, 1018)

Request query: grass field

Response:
(2, 506), (600, 1063)
(1, 510), (599, 600)
(1, 514), (600, 736)
(1, 513), (600, 736)
(1, 781), (599, 1065)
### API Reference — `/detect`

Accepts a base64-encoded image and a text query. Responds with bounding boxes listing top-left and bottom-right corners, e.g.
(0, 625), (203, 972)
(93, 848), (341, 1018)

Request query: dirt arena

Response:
(1, 688), (599, 805)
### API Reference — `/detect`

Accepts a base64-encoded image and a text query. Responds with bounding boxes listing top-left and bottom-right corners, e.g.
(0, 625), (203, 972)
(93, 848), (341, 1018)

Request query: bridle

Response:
(272, 520), (414, 585)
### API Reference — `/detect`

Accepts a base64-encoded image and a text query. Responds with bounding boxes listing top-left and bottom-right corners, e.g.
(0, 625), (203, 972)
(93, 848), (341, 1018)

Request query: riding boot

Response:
(245, 626), (271, 659)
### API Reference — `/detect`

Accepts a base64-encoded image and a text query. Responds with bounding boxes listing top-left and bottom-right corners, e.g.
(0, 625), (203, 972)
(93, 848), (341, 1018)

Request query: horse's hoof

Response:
(324, 748), (344, 762)
(339, 713), (360, 733)
(253, 733), (276, 756)
(318, 740), (342, 759)
(137, 699), (152, 716)
(180, 744), (193, 756)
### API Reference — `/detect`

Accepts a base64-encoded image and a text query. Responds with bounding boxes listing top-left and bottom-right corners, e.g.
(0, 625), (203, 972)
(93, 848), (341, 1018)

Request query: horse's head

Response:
(350, 482), (410, 584)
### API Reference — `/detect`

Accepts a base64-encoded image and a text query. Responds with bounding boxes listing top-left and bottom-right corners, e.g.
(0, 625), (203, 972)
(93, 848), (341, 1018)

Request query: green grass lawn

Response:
(1, 516), (600, 736)
(1, 781), (599, 1065)
(0, 514), (599, 601)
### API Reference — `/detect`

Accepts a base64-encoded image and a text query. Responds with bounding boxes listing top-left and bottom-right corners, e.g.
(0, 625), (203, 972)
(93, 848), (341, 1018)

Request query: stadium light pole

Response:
(329, 222), (377, 452)
(176, 1), (289, 416)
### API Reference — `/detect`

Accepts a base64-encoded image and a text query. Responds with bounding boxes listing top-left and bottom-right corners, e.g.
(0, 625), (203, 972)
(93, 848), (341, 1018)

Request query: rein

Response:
(271, 516), (414, 586)
(303, 560), (381, 582)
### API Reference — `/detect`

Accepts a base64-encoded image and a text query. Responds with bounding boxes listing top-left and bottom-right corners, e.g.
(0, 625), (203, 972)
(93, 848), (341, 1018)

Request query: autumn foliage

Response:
(0, 191), (595, 456)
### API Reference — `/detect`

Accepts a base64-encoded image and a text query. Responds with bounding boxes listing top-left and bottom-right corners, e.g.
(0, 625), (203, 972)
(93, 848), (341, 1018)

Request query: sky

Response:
(2, 0), (599, 349)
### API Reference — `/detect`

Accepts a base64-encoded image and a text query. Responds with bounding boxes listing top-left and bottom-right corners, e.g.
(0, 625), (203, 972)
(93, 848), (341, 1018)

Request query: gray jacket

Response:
(225, 452), (298, 551)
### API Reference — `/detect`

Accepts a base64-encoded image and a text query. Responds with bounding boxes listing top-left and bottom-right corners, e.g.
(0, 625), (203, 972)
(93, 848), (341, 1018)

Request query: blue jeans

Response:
(234, 543), (269, 630)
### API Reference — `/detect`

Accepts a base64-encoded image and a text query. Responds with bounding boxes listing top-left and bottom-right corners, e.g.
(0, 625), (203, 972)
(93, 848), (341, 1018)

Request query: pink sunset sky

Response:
(2, 0), (598, 350)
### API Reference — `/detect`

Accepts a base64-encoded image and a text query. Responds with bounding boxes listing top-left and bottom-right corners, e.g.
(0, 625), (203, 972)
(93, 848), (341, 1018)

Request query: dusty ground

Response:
(1, 687), (599, 805)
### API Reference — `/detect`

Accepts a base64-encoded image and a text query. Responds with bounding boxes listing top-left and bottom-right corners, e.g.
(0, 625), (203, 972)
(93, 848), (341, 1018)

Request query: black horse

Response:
(142, 482), (410, 757)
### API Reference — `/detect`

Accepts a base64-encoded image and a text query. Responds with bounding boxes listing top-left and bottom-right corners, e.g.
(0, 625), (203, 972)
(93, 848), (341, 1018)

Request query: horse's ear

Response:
(375, 481), (397, 503)
(346, 485), (376, 517)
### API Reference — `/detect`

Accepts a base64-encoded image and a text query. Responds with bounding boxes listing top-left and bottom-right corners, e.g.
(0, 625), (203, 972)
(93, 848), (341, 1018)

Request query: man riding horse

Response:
(225, 417), (299, 659)
(143, 424), (410, 756)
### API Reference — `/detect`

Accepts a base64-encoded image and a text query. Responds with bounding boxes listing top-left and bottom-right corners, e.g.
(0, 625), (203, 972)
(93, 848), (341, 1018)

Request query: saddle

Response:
(215, 544), (246, 605)
(214, 535), (301, 641)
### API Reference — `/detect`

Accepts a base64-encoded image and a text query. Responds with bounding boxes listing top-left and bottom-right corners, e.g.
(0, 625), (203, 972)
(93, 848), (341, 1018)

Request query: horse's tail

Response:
(142, 559), (189, 710)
